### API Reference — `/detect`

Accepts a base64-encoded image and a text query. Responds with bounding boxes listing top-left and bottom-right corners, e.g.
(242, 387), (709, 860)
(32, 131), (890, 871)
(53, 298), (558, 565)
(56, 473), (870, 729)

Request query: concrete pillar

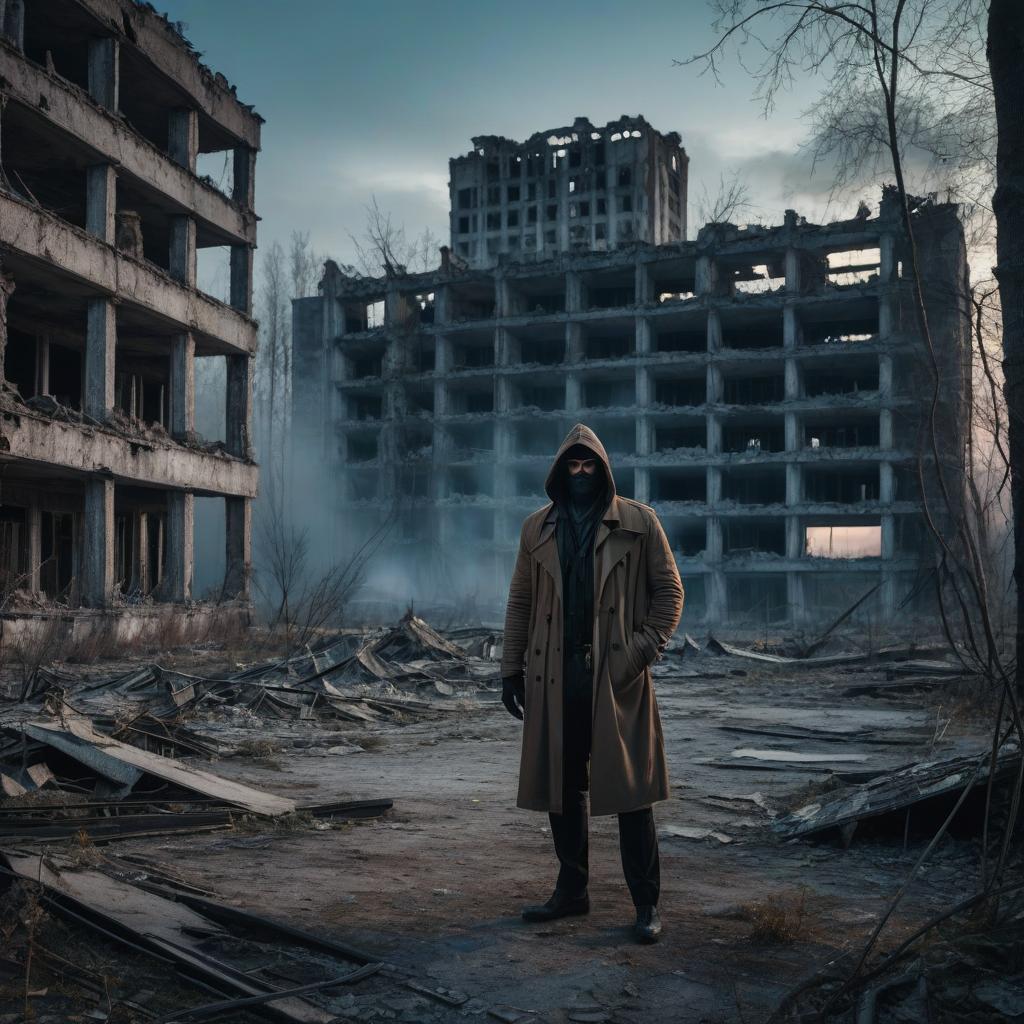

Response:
(695, 255), (717, 295)
(706, 413), (722, 455)
(170, 333), (195, 438)
(34, 336), (49, 396)
(878, 354), (893, 397)
(224, 496), (251, 599)
(634, 468), (650, 504)
(707, 569), (727, 627)
(784, 247), (801, 293)
(167, 109), (198, 171)
(879, 462), (895, 503)
(635, 316), (652, 355)
(783, 303), (800, 349)
(785, 412), (800, 451)
(784, 358), (800, 399)
(785, 515), (803, 559)
(1, 0), (25, 50)
(85, 298), (115, 420)
(495, 276), (512, 318)
(230, 246), (254, 314)
(82, 477), (114, 607)
(565, 373), (582, 413)
(879, 409), (894, 449)
(434, 285), (451, 324)
(165, 491), (194, 602)
(0, 266), (13, 384)
(86, 164), (116, 244)
(786, 463), (802, 505)
(879, 232), (897, 283)
(706, 465), (722, 505)
(169, 216), (196, 286)
(707, 363), (723, 405)
(226, 355), (252, 457)
(880, 514), (897, 616)
(707, 309), (722, 353)
(565, 272), (584, 313)
(635, 261), (654, 305)
(788, 572), (805, 625)
(26, 501), (40, 594)
(87, 37), (119, 111)
(566, 322), (584, 363)
(233, 147), (257, 209)
(134, 511), (149, 593)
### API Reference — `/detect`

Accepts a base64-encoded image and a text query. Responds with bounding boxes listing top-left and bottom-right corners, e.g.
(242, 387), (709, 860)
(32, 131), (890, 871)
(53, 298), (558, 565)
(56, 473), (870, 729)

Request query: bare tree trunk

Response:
(988, 0), (1024, 699)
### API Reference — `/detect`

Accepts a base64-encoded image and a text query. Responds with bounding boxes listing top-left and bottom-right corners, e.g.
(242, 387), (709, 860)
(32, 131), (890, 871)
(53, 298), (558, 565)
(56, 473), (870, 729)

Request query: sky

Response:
(160, 0), (851, 279)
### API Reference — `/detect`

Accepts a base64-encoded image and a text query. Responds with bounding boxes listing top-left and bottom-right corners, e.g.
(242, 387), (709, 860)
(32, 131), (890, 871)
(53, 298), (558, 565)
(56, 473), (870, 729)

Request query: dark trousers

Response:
(548, 653), (660, 907)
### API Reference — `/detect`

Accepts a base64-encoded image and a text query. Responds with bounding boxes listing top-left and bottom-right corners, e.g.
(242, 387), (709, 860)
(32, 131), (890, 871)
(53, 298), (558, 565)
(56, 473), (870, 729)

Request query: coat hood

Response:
(544, 423), (616, 503)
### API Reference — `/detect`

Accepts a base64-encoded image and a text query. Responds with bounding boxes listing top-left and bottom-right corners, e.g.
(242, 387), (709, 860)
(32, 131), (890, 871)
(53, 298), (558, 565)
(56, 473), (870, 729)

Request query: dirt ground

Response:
(75, 650), (989, 1024)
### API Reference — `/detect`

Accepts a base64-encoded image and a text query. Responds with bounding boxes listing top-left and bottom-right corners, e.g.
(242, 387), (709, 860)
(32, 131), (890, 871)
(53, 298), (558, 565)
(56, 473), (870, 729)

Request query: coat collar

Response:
(530, 496), (641, 600)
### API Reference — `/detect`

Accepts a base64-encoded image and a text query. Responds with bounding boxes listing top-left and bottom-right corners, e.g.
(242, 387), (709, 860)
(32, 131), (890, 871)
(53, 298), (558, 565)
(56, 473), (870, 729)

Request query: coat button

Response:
(550, 678), (555, 684)
(535, 675), (541, 681)
(612, 642), (621, 651)
(608, 606), (615, 613)
(546, 614), (552, 623)
(535, 648), (541, 655)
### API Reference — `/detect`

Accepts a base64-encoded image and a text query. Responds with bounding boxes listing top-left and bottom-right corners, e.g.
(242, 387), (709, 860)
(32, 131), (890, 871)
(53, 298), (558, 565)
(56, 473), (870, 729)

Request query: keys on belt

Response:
(571, 643), (593, 671)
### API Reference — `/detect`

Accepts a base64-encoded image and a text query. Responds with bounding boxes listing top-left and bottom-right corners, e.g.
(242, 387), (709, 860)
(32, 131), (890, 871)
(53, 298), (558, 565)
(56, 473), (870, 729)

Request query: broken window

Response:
(583, 378), (635, 408)
(487, 186), (501, 205)
(486, 212), (501, 231)
(458, 188), (477, 210)
(595, 223), (607, 242)
(826, 248), (881, 286)
(40, 510), (74, 600)
(527, 183), (537, 201)
(618, 166), (633, 187)
(722, 471), (786, 505)
(507, 185), (520, 202)
(656, 329), (704, 353)
(723, 375), (784, 405)
(584, 334), (632, 360)
(350, 395), (383, 421)
(507, 210), (519, 228)
(651, 472), (707, 502)
(569, 176), (580, 194)
(655, 378), (705, 407)
(805, 468), (880, 503)
(597, 198), (607, 215)
(0, 507), (25, 594)
(617, 195), (633, 213)
(519, 338), (565, 365)
(547, 180), (557, 199)
(804, 366), (879, 396)
(805, 525), (881, 558)
(593, 142), (606, 165)
(486, 159), (500, 182)
(545, 204), (558, 223)
(544, 229), (557, 245)
(517, 385), (563, 411)
(347, 435), (378, 463)
(569, 148), (582, 168)
(587, 285), (634, 309)
(656, 425), (706, 452)
(724, 520), (786, 555)
(458, 216), (471, 234)
(805, 420), (880, 448)
(527, 206), (538, 224)
(49, 344), (82, 410)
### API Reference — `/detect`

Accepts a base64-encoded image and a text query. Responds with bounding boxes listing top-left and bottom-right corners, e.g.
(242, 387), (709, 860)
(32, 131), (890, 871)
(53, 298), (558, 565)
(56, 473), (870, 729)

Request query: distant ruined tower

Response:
(449, 115), (688, 268)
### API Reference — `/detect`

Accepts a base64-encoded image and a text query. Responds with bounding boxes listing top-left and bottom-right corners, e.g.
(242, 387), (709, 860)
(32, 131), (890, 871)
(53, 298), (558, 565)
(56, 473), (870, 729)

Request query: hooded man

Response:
(500, 423), (684, 943)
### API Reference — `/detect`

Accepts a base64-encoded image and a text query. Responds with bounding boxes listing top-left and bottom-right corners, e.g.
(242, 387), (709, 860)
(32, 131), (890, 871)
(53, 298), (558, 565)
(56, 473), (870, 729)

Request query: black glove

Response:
(501, 673), (526, 720)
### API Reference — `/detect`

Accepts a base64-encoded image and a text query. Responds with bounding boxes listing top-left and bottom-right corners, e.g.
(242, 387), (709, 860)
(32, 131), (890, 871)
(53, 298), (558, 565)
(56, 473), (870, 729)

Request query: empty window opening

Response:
(450, 422), (495, 459)
(723, 422), (785, 453)
(453, 343), (494, 369)
(407, 390), (434, 416)
(651, 471), (706, 503)
(656, 329), (705, 353)
(449, 467), (494, 498)
(0, 506), (26, 593)
(40, 510), (75, 600)
(727, 575), (788, 623)
(587, 285), (635, 310)
(801, 313), (878, 345)
(114, 367), (167, 428)
(350, 354), (383, 379)
(724, 521), (786, 556)
(583, 378), (635, 408)
(415, 345), (435, 373)
(805, 420), (880, 448)
(349, 394), (383, 421)
(805, 525), (881, 558)
(591, 421), (635, 455)
(722, 471), (786, 505)
(804, 366), (879, 396)
(514, 466), (548, 497)
(732, 263), (786, 295)
(655, 378), (705, 408)
(513, 420), (563, 456)
(655, 424), (705, 452)
(48, 343), (83, 410)
(585, 334), (632, 360)
(517, 384), (564, 412)
(666, 520), (706, 557)
(519, 338), (565, 365)
(826, 247), (881, 286)
(349, 470), (379, 502)
(723, 375), (784, 405)
(347, 435), (379, 463)
(5, 328), (37, 398)
(450, 286), (495, 321)
(450, 388), (494, 415)
(721, 317), (784, 349)
(805, 468), (880, 503)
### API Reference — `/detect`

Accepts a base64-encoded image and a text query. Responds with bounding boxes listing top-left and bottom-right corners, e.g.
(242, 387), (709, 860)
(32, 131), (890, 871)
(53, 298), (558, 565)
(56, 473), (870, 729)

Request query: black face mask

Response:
(567, 471), (601, 502)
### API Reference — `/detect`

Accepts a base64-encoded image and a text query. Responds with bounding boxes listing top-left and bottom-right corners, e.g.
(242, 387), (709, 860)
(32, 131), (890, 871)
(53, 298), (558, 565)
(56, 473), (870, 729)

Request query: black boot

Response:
(634, 904), (662, 943)
(521, 888), (590, 922)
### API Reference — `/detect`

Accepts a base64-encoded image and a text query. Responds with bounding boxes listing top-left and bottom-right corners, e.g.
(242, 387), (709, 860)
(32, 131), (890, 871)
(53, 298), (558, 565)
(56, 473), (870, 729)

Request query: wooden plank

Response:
(25, 716), (295, 816)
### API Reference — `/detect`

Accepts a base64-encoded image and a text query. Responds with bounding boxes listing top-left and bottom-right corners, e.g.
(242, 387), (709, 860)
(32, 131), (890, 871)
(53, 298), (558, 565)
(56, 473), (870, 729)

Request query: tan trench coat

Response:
(501, 424), (684, 816)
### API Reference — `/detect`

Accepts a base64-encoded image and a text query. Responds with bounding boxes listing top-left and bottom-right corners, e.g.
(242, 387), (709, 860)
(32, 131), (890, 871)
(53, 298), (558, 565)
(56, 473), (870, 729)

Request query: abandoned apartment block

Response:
(293, 134), (967, 628)
(0, 0), (259, 634)
(450, 116), (688, 268)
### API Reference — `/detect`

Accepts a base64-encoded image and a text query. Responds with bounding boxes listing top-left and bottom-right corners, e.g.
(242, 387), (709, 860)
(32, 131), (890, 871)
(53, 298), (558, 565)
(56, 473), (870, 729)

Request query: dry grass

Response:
(232, 810), (315, 834)
(740, 887), (812, 944)
(231, 738), (283, 763)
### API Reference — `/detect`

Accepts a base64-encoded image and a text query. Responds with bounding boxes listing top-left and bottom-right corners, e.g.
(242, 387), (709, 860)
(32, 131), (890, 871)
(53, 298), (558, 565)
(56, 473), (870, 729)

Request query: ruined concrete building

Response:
(0, 0), (258, 637)
(450, 116), (688, 268)
(293, 184), (967, 628)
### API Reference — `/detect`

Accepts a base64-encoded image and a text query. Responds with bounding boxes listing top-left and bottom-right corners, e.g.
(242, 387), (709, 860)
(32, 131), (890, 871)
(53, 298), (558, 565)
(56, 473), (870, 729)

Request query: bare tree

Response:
(685, 1), (1021, 1016)
(694, 169), (755, 224)
(348, 196), (442, 278)
(289, 229), (321, 299)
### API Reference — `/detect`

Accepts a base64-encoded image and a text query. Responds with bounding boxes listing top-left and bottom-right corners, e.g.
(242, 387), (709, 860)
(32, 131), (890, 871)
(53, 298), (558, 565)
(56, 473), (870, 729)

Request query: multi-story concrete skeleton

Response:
(294, 129), (968, 629)
(0, 0), (258, 639)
